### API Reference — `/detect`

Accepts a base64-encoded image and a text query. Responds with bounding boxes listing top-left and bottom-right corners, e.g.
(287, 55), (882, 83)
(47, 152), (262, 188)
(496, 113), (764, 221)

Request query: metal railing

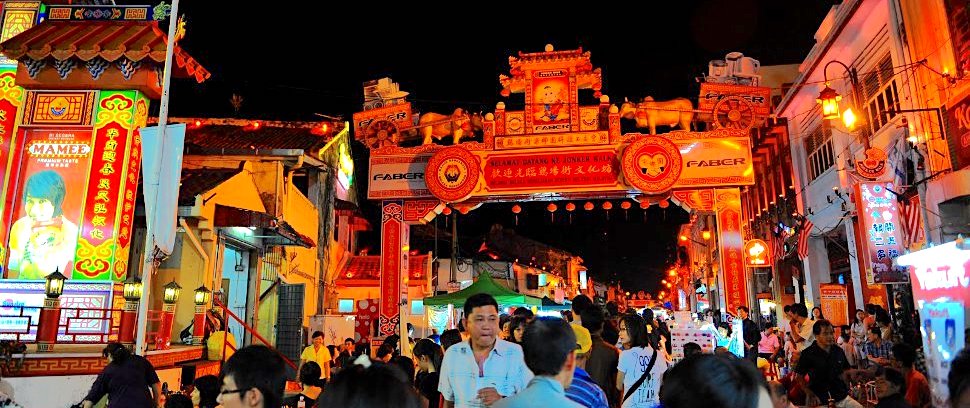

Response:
(211, 297), (298, 371)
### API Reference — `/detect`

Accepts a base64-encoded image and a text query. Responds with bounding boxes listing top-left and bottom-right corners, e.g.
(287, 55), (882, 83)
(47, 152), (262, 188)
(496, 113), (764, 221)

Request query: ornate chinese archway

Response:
(356, 46), (762, 335)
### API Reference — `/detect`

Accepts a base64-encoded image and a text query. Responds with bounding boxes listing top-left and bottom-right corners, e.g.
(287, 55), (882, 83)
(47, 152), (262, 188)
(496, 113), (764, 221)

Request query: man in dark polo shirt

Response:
(795, 319), (863, 408)
(580, 307), (619, 408)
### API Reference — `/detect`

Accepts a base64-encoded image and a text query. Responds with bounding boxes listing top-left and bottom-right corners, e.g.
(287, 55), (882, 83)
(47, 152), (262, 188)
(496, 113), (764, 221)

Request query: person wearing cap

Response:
(565, 323), (610, 408)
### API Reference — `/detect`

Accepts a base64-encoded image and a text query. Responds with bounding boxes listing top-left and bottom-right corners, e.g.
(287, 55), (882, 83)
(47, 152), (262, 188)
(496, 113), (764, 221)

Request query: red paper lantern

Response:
(658, 199), (670, 209)
(512, 205), (522, 214)
(565, 202), (576, 212)
(621, 201), (632, 210)
(602, 201), (613, 210)
(584, 202), (594, 211)
(459, 207), (470, 215)
(547, 203), (558, 212)
(639, 201), (650, 209)
(442, 207), (452, 215)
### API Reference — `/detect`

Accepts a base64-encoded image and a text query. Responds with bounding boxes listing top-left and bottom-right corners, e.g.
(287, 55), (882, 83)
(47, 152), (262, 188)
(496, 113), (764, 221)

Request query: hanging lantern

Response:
(640, 200), (650, 222)
(459, 207), (470, 215)
(658, 199), (669, 209)
(442, 206), (452, 216)
(512, 204), (521, 225)
(565, 202), (576, 224)
(602, 201), (613, 220)
(547, 203), (558, 223)
(584, 202), (594, 211)
(621, 201), (632, 220)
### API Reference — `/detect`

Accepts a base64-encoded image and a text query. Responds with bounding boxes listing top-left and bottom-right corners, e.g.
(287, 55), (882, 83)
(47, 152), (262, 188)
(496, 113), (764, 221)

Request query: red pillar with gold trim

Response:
(118, 298), (138, 349)
(192, 304), (206, 345)
(379, 200), (406, 337)
(36, 297), (61, 352)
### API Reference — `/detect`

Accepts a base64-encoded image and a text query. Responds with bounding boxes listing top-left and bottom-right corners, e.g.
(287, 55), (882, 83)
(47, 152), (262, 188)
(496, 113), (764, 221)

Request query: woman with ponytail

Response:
(412, 338), (444, 408)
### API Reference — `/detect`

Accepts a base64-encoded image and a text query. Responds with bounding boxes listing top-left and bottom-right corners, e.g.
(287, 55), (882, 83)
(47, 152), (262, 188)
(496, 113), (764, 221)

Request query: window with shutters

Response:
(860, 54), (900, 138)
(805, 122), (835, 182)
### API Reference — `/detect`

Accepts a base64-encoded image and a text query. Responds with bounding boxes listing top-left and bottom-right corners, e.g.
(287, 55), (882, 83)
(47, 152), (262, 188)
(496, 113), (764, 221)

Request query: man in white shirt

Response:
(440, 293), (533, 408)
(788, 304), (815, 352)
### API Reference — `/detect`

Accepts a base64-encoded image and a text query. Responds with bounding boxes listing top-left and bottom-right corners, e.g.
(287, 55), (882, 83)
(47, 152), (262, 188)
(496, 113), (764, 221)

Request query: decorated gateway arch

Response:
(354, 45), (773, 336)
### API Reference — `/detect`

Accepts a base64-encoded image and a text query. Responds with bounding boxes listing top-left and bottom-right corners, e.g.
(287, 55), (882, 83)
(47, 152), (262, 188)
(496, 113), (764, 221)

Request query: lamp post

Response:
(816, 60), (868, 146)
(37, 269), (67, 352)
(157, 280), (181, 350)
(191, 285), (211, 345)
(120, 276), (143, 350)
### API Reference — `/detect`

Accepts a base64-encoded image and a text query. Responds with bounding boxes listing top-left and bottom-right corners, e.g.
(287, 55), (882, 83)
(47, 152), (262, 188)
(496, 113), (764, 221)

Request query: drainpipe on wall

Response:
(180, 218), (210, 289)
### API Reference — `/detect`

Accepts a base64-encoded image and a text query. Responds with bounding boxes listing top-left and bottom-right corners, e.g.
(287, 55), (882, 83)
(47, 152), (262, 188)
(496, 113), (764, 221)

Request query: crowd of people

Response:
(70, 294), (970, 408)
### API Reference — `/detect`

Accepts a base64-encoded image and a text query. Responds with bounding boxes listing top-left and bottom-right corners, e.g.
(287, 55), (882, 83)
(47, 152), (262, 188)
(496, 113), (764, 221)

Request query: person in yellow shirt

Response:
(300, 331), (331, 383)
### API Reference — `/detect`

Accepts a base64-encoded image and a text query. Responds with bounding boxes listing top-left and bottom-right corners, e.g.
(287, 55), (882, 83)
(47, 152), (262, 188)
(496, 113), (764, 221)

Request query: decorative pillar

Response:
(37, 270), (67, 352)
(192, 285), (211, 345)
(119, 276), (143, 350)
(715, 188), (748, 314)
(156, 280), (181, 350)
(379, 200), (406, 337)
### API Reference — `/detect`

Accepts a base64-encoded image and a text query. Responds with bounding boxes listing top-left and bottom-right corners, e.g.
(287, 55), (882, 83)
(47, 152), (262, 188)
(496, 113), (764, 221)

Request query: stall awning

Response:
(424, 273), (542, 307)
(334, 254), (430, 287)
(213, 204), (315, 248)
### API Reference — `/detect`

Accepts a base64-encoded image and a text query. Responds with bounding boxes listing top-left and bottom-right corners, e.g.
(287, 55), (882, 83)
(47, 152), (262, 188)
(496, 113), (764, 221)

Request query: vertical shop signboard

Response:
(819, 284), (848, 327)
(1, 90), (143, 281)
(896, 240), (970, 407)
(716, 188), (748, 313)
(855, 182), (908, 284)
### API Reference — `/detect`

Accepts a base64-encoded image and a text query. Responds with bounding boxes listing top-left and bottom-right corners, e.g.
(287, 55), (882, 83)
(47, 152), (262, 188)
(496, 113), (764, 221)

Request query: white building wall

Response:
(778, 0), (918, 308)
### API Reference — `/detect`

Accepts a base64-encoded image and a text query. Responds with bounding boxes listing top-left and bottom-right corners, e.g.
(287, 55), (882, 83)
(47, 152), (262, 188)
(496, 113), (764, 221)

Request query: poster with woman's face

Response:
(4, 129), (93, 280)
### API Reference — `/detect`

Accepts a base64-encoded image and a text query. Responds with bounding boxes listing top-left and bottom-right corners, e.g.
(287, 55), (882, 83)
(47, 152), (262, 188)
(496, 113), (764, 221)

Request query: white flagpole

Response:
(135, 0), (180, 354)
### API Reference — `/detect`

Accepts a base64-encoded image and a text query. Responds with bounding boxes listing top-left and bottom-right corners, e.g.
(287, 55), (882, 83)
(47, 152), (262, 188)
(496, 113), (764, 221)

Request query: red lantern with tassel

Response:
(640, 200), (650, 221)
(584, 202), (594, 211)
(621, 201), (632, 220)
(602, 201), (613, 220)
(511, 204), (521, 225)
(547, 203), (558, 222)
(442, 206), (452, 215)
(565, 202), (576, 224)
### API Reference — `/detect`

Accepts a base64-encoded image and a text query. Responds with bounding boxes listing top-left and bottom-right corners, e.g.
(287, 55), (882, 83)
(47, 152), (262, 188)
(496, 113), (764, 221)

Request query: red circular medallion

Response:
(425, 146), (480, 203)
(621, 135), (683, 195)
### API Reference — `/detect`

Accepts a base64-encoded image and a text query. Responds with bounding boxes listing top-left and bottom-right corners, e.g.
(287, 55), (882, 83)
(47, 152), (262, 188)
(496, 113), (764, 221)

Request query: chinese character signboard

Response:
(819, 284), (848, 327)
(716, 188), (748, 313)
(1, 90), (147, 281)
(896, 240), (970, 407)
(855, 182), (908, 284)
(379, 201), (404, 336)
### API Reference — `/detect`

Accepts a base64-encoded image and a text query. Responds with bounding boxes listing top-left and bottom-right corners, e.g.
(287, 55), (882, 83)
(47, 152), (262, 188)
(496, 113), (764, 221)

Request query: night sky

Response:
(149, 1), (835, 292)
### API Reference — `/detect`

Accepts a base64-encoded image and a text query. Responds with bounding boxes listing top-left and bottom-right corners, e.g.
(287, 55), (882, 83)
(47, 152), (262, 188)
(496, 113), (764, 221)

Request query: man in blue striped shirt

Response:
(566, 323), (610, 408)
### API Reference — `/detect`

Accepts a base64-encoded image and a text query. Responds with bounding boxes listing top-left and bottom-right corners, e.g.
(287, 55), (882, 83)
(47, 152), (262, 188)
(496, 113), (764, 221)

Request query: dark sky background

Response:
(155, 1), (835, 292)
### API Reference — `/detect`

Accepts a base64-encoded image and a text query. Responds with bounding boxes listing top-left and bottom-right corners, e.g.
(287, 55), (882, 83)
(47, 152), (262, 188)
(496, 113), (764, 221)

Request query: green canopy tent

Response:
(423, 273), (542, 307)
(540, 296), (571, 310)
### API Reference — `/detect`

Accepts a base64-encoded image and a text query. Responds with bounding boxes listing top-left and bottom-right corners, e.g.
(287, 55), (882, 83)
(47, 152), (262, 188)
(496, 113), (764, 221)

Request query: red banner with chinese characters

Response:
(73, 92), (135, 280)
(4, 127), (93, 279)
(379, 200), (404, 336)
(483, 150), (619, 191)
(716, 188), (748, 313)
(855, 182), (908, 284)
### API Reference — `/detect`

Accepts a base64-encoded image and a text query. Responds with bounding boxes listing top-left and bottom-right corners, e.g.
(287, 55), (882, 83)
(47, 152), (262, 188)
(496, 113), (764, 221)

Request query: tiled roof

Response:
(180, 121), (336, 153)
(336, 255), (430, 286)
(0, 20), (209, 82)
(178, 167), (242, 206)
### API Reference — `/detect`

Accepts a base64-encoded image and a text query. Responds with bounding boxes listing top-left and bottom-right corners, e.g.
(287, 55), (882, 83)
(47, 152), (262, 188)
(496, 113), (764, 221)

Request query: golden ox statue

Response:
(418, 108), (482, 145)
(619, 97), (694, 135)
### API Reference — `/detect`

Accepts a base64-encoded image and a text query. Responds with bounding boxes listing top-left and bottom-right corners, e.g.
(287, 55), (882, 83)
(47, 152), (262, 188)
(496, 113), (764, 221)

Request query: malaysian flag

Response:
(797, 218), (814, 260)
(899, 195), (925, 246)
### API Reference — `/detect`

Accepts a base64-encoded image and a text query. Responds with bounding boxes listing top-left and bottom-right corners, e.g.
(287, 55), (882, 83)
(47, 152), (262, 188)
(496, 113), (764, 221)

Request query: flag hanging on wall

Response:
(797, 218), (814, 260)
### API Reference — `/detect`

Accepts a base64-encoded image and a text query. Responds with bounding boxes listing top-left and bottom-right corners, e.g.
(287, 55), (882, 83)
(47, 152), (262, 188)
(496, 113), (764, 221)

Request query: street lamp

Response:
(816, 60), (863, 132)
(163, 280), (182, 304)
(194, 285), (211, 306)
(44, 269), (67, 299)
(701, 228), (712, 241)
(123, 276), (144, 301)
